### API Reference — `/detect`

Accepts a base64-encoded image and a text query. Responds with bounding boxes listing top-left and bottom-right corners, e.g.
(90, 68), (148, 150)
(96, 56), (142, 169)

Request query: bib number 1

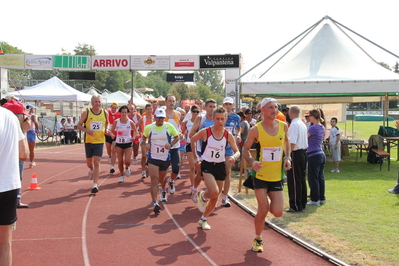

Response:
(262, 147), (282, 162)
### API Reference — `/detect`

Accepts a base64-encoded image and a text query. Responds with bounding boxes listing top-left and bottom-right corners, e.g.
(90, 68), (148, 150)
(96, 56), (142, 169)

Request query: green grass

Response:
(230, 131), (399, 265)
(337, 121), (393, 140)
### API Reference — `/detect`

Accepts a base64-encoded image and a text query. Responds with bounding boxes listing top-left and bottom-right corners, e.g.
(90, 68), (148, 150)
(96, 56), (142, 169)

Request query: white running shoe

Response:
(169, 179), (175, 194)
(197, 191), (208, 212)
(141, 171), (146, 179)
(91, 184), (99, 193)
(124, 167), (131, 177)
(221, 195), (231, 207)
(161, 191), (167, 202)
(88, 169), (94, 180)
(110, 166), (115, 174)
(118, 176), (125, 183)
(198, 219), (211, 230)
(191, 188), (198, 203)
(132, 158), (138, 165)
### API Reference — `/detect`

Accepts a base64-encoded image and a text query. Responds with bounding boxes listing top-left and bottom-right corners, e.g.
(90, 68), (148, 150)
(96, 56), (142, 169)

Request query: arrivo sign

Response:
(92, 56), (130, 70)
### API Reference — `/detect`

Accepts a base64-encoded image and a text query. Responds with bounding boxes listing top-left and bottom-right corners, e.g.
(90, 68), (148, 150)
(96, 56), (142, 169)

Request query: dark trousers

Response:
(307, 153), (326, 202)
(287, 149), (308, 211)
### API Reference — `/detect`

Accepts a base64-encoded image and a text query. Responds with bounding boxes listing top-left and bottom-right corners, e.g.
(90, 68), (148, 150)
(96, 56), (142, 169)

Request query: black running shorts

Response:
(201, 160), (226, 181)
(0, 189), (18, 225)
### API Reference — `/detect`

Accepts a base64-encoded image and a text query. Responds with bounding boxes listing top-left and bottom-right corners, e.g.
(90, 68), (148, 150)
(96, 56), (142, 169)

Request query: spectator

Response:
(307, 108), (327, 206)
(329, 117), (341, 173)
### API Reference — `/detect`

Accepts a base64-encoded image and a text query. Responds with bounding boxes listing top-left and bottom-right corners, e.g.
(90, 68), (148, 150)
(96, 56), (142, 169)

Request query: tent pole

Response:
(385, 93), (389, 127)
(131, 70), (134, 105)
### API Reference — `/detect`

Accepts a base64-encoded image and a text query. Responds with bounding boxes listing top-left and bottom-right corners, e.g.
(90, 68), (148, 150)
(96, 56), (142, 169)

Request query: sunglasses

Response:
(192, 110), (200, 113)
(155, 116), (165, 119)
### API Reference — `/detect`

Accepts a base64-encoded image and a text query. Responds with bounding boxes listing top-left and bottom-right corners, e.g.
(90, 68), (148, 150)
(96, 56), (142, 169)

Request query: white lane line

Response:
(163, 205), (218, 266)
(81, 176), (110, 266)
(14, 237), (82, 241)
(115, 223), (176, 226)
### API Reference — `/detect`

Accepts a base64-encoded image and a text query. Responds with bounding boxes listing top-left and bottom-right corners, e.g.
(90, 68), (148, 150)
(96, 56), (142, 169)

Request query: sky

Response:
(2, 0), (399, 78)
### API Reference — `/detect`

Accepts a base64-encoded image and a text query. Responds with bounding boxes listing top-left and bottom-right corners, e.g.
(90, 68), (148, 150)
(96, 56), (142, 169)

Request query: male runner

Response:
(221, 97), (241, 207)
(242, 97), (291, 252)
(137, 103), (154, 179)
(106, 102), (120, 173)
(191, 107), (240, 230)
(164, 95), (181, 195)
(189, 99), (217, 201)
(142, 108), (179, 214)
(128, 103), (141, 164)
(77, 94), (111, 194)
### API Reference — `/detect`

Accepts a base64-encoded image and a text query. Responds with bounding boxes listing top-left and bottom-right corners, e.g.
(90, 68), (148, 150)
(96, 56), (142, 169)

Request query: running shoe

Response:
(307, 200), (320, 206)
(154, 203), (161, 214)
(124, 167), (131, 177)
(91, 184), (99, 194)
(132, 158), (138, 165)
(141, 171), (147, 180)
(221, 195), (231, 207)
(29, 162), (36, 168)
(88, 169), (94, 180)
(198, 219), (211, 230)
(197, 191), (208, 212)
(191, 188), (198, 203)
(161, 191), (167, 202)
(169, 179), (175, 194)
(252, 238), (263, 252)
(176, 173), (181, 179)
(118, 176), (125, 183)
(110, 166), (115, 174)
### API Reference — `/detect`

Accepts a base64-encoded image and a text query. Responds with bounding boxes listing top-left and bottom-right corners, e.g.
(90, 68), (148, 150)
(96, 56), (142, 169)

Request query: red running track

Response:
(13, 144), (332, 266)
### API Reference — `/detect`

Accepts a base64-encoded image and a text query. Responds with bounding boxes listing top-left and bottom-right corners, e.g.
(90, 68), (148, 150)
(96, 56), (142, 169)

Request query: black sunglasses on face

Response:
(192, 110), (199, 113)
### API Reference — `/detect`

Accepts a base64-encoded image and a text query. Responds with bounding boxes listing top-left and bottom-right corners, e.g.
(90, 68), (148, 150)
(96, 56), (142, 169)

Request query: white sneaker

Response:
(330, 168), (340, 173)
(221, 195), (231, 207)
(110, 166), (115, 174)
(169, 179), (175, 194)
(124, 168), (131, 177)
(191, 188), (198, 203)
(307, 201), (320, 206)
(161, 191), (167, 202)
(197, 191), (209, 212)
(198, 219), (211, 230)
(118, 176), (125, 183)
(141, 171), (146, 179)
(91, 183), (99, 193)
(132, 158), (138, 165)
(88, 169), (94, 180)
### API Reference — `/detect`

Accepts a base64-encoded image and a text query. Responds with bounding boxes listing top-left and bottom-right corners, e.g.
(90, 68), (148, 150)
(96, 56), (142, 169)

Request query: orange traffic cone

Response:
(27, 173), (41, 190)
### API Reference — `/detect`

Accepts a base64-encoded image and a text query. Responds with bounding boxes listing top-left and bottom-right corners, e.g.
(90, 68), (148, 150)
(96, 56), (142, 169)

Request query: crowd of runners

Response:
(0, 92), (339, 258)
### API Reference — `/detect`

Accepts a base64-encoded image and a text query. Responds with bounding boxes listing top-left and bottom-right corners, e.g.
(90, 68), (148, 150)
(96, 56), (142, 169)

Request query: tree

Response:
(393, 62), (399, 74)
(73, 43), (97, 56)
(378, 62), (392, 71)
(194, 70), (224, 95)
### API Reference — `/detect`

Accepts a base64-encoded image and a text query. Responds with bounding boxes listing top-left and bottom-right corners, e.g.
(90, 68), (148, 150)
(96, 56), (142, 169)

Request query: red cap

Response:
(3, 100), (29, 115)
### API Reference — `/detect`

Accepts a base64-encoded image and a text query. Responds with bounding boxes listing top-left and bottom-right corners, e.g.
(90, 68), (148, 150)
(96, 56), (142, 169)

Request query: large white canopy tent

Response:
(239, 16), (399, 106)
(102, 90), (148, 108)
(9, 76), (92, 102)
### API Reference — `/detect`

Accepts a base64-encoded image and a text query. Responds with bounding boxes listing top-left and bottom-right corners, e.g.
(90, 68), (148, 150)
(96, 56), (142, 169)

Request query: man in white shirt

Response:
(0, 106), (29, 266)
(286, 105), (308, 212)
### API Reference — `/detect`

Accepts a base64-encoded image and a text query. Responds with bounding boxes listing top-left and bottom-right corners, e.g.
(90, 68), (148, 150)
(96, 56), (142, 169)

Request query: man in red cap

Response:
(3, 100), (31, 208)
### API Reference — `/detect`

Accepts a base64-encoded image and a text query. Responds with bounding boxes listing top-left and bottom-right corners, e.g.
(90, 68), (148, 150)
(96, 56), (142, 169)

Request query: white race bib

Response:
(262, 146), (282, 162)
(90, 121), (103, 131)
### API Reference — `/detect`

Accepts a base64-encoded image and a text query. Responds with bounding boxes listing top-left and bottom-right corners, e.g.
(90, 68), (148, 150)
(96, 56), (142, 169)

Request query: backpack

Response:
(378, 126), (399, 137)
(367, 146), (381, 164)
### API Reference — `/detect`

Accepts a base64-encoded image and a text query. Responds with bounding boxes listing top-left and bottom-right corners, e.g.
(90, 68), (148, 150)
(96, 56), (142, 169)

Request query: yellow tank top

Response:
(255, 120), (285, 182)
(84, 108), (107, 144)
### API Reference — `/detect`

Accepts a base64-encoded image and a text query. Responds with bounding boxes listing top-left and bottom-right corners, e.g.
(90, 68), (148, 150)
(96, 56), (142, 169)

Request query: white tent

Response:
(10, 77), (92, 102)
(102, 90), (148, 108)
(241, 16), (399, 97)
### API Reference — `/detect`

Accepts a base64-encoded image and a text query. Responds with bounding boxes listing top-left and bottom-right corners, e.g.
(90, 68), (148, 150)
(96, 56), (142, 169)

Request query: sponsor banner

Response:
(131, 56), (169, 70)
(53, 55), (91, 70)
(200, 54), (240, 69)
(0, 54), (25, 69)
(92, 56), (130, 70)
(166, 73), (194, 82)
(169, 55), (199, 70)
(225, 68), (240, 99)
(298, 104), (346, 123)
(25, 55), (53, 70)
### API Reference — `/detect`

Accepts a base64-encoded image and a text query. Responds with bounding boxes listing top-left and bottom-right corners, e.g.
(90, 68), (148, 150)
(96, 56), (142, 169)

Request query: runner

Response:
(181, 104), (200, 193)
(128, 103), (141, 165)
(221, 97), (241, 207)
(26, 104), (40, 168)
(137, 103), (154, 179)
(109, 106), (138, 183)
(191, 106), (239, 230)
(177, 108), (186, 179)
(188, 99), (217, 202)
(77, 94), (111, 194)
(164, 95), (182, 195)
(242, 97), (291, 252)
(142, 108), (179, 214)
(105, 102), (121, 174)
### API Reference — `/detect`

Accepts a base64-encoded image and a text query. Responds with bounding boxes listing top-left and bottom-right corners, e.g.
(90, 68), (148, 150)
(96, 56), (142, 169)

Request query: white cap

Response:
(160, 106), (166, 110)
(223, 97), (234, 104)
(154, 108), (166, 118)
(260, 97), (277, 109)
